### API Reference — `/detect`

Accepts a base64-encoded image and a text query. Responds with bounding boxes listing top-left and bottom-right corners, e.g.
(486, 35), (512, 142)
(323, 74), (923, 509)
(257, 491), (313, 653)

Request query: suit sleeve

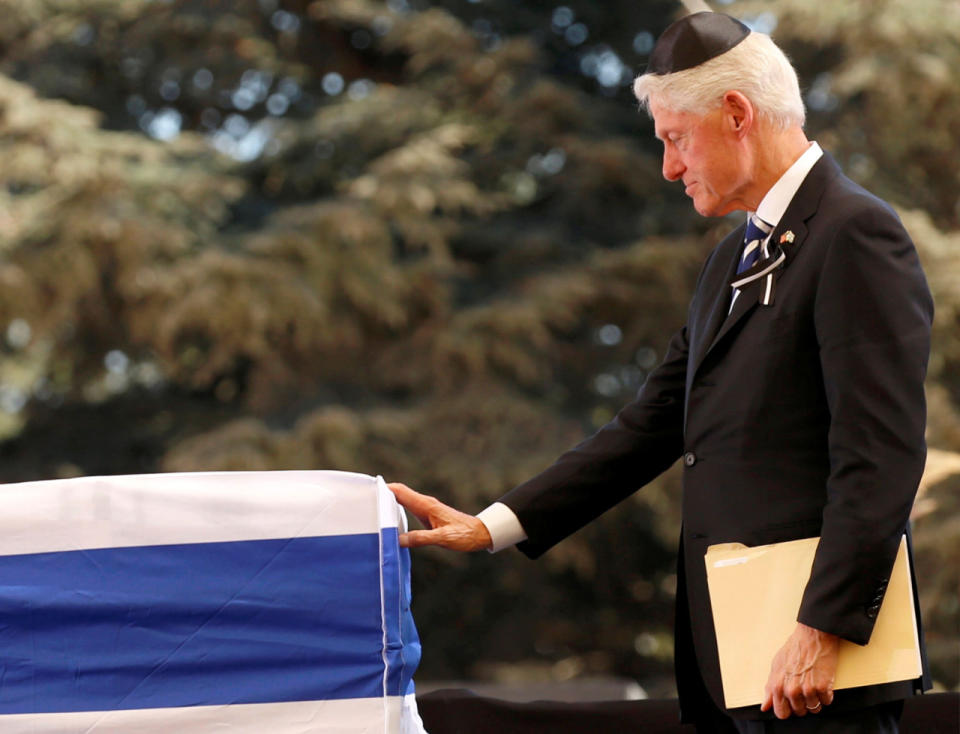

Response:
(498, 319), (689, 559)
(798, 203), (933, 644)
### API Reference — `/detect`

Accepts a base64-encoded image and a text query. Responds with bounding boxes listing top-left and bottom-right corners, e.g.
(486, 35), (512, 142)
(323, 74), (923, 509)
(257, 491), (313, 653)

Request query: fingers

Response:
(762, 624), (840, 719)
(400, 520), (492, 552)
(801, 682), (820, 715)
(760, 690), (773, 713)
(388, 482), (431, 516)
(387, 482), (493, 552)
(821, 683), (834, 707)
(387, 482), (437, 529)
(801, 679), (833, 715)
(764, 679), (789, 719)
(776, 676), (799, 719)
(399, 528), (446, 549)
(763, 647), (794, 719)
(816, 673), (835, 707)
(767, 673), (834, 719)
(785, 678), (808, 718)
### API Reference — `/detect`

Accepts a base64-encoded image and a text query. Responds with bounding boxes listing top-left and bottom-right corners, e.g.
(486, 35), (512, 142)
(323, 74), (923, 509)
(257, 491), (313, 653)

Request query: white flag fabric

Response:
(0, 470), (427, 733)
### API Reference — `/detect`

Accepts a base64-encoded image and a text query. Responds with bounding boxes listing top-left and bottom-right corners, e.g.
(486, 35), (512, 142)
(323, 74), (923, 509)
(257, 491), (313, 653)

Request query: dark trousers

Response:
(732, 701), (903, 733)
(689, 687), (903, 734)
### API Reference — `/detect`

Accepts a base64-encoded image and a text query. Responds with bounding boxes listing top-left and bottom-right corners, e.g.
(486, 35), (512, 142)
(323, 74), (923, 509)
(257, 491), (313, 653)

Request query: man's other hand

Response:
(388, 483), (493, 552)
(761, 622), (840, 719)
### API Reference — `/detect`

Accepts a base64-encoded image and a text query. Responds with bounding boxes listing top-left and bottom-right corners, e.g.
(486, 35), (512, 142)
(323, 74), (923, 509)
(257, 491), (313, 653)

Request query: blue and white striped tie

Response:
(738, 214), (771, 275)
(730, 214), (772, 312)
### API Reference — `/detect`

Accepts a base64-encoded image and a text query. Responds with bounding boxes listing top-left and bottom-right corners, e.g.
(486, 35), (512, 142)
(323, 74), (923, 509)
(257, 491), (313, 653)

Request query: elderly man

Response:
(390, 12), (932, 733)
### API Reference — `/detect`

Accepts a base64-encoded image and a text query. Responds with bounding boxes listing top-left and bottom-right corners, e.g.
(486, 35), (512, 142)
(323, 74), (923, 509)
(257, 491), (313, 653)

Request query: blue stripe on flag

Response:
(0, 532), (412, 714)
(380, 531), (421, 698)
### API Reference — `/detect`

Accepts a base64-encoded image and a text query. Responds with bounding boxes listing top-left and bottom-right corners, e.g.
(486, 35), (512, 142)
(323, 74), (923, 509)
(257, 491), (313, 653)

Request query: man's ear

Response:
(723, 91), (754, 139)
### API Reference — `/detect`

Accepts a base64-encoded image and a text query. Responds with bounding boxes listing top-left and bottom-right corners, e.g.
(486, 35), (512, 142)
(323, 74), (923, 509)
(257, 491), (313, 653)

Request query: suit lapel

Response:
(690, 153), (840, 377)
(688, 224), (744, 381)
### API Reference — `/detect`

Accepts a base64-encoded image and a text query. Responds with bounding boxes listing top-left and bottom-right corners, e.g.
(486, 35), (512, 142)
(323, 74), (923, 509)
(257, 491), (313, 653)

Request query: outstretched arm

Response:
(388, 482), (493, 552)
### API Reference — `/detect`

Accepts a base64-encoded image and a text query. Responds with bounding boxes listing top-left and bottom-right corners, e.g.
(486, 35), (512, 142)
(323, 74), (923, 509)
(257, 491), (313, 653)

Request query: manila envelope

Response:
(705, 535), (921, 709)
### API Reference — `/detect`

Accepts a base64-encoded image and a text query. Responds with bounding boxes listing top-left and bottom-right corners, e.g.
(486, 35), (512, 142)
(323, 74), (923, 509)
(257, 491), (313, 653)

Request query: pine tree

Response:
(0, 0), (956, 690)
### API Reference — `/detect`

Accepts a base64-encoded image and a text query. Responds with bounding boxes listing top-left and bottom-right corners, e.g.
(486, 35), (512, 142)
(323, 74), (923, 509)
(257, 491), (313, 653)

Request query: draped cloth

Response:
(0, 470), (426, 733)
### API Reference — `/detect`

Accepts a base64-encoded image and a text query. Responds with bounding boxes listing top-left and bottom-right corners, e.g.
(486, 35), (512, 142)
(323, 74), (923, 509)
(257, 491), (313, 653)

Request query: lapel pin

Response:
(780, 231), (795, 244)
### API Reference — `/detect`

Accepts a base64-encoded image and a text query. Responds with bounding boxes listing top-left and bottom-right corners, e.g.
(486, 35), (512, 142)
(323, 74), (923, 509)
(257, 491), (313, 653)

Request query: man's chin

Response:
(691, 198), (718, 217)
(691, 197), (738, 218)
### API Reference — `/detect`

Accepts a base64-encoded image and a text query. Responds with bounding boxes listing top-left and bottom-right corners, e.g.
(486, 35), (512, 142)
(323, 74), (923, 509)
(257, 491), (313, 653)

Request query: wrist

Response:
(798, 622), (840, 646)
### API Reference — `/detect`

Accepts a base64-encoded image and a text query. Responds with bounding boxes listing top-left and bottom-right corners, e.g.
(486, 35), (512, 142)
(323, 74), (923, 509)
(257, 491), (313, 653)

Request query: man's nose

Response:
(662, 148), (684, 181)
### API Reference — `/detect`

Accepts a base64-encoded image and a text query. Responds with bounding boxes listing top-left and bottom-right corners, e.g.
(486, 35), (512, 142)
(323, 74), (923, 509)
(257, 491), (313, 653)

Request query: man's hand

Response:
(388, 483), (493, 552)
(761, 623), (840, 719)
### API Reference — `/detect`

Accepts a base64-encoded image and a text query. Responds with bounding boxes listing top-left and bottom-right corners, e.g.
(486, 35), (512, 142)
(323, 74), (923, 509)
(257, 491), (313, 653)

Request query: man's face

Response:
(650, 99), (750, 218)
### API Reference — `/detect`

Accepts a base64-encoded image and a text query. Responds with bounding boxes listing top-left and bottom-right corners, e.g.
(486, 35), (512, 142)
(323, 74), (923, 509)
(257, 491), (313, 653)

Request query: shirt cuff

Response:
(476, 502), (527, 553)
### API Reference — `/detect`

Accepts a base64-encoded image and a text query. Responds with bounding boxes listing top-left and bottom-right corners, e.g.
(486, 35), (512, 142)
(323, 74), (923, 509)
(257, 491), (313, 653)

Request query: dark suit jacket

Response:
(498, 153), (934, 720)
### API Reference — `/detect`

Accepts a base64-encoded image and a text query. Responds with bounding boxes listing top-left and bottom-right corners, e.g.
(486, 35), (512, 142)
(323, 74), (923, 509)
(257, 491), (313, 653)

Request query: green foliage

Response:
(0, 74), (243, 417)
(913, 449), (960, 691)
(0, 0), (957, 692)
(733, 0), (960, 228)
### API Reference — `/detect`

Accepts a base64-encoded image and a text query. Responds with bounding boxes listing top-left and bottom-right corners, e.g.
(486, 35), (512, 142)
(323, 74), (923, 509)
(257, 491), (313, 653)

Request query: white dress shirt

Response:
(477, 141), (824, 553)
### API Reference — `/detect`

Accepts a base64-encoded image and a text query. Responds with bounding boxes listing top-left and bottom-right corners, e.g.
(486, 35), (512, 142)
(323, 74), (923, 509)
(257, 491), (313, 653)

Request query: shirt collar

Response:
(754, 141), (823, 228)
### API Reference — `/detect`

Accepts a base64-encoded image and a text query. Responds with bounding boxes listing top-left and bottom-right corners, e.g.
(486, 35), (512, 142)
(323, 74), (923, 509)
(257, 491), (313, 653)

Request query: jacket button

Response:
(683, 452), (697, 467)
(866, 604), (881, 619)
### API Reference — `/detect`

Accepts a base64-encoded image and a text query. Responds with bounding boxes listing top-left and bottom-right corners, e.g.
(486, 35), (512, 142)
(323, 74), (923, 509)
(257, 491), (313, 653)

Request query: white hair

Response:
(633, 31), (805, 130)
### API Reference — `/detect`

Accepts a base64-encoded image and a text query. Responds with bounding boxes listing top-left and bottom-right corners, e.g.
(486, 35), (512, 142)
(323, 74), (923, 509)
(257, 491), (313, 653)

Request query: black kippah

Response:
(646, 12), (750, 75)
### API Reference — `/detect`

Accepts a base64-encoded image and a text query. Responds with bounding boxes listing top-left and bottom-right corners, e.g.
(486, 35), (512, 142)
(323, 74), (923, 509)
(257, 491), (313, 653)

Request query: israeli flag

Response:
(0, 470), (426, 733)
